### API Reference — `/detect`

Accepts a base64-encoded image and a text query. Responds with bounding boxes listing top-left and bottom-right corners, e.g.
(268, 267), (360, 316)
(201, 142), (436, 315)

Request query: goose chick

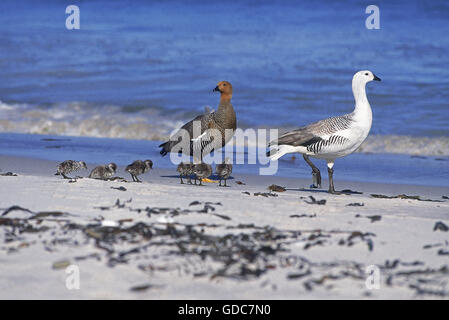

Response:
(55, 160), (87, 179)
(125, 160), (153, 182)
(89, 163), (117, 180)
(193, 163), (212, 186)
(215, 157), (232, 187)
(176, 162), (194, 184)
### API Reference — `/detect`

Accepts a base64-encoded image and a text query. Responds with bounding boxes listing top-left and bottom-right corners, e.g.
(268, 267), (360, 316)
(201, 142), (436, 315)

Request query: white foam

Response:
(0, 101), (179, 141)
(0, 101), (448, 156)
(358, 135), (449, 156)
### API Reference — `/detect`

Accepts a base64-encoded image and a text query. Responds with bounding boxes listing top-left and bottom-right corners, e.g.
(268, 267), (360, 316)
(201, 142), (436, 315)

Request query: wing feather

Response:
(269, 115), (353, 147)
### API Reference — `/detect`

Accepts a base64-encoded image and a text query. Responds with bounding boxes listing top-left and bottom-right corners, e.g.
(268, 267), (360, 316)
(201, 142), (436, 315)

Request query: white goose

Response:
(268, 70), (381, 194)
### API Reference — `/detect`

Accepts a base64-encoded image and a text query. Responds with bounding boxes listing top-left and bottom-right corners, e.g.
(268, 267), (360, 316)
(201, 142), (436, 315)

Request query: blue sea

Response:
(0, 0), (448, 186)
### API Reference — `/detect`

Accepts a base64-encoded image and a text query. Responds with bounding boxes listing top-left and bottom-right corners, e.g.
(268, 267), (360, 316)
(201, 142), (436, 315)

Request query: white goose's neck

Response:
(352, 79), (372, 123)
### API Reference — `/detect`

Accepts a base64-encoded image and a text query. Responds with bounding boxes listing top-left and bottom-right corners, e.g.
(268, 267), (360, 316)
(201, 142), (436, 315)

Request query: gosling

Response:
(125, 160), (153, 182)
(215, 158), (232, 187)
(176, 162), (194, 184)
(89, 163), (117, 180)
(193, 163), (212, 186)
(55, 160), (87, 179)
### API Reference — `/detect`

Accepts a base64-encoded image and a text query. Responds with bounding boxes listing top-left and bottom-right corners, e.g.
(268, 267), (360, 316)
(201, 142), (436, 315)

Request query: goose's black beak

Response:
(213, 86), (221, 93)
(373, 74), (381, 81)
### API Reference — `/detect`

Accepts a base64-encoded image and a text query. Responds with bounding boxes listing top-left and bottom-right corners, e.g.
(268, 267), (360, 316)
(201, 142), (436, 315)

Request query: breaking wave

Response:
(0, 101), (448, 157)
(0, 101), (182, 141)
(358, 135), (449, 157)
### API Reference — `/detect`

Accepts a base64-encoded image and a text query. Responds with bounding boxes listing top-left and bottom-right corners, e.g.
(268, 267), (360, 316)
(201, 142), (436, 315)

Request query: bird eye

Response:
(223, 83), (226, 86)
(365, 73), (369, 76)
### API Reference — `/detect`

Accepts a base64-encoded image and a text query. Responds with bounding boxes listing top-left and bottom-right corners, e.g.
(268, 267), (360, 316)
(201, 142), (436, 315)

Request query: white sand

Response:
(0, 155), (448, 299)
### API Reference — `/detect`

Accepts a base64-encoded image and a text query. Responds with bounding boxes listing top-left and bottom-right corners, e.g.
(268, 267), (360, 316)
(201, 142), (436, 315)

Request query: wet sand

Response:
(0, 154), (448, 299)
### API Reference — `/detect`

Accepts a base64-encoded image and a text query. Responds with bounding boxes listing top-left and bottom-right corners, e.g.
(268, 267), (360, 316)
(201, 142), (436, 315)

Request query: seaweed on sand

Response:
(433, 221), (449, 232)
(1, 200), (448, 297)
(304, 196), (326, 205)
(371, 194), (444, 202)
(268, 184), (286, 192)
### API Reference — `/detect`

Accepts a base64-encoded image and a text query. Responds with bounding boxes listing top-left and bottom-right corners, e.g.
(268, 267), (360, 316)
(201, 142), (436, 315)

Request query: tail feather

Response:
(267, 148), (284, 161)
(159, 140), (189, 157)
(267, 145), (294, 161)
(159, 141), (173, 157)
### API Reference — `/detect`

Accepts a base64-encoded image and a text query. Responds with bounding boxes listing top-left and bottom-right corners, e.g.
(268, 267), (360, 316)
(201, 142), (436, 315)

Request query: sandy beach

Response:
(1, 0), (449, 304)
(1, 154), (448, 299)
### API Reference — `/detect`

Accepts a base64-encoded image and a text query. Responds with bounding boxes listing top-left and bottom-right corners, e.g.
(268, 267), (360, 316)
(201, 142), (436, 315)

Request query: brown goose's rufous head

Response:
(213, 81), (233, 102)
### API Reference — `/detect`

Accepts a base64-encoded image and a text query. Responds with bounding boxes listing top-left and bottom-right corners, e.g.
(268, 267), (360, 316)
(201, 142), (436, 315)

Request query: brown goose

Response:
(159, 81), (236, 163)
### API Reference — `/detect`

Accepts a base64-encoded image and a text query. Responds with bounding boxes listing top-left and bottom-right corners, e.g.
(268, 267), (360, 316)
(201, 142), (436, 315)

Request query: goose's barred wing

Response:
(191, 117), (221, 158)
(270, 114), (353, 147)
(159, 112), (215, 156)
(305, 134), (350, 154)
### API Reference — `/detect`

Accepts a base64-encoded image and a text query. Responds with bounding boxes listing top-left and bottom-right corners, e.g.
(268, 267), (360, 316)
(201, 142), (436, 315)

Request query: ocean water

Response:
(0, 0), (448, 185)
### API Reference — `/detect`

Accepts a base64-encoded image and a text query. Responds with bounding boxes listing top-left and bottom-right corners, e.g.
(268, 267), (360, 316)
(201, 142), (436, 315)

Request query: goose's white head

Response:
(353, 70), (381, 84)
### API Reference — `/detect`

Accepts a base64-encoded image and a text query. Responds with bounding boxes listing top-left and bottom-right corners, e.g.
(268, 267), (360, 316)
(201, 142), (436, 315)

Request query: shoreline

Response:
(1, 153), (448, 193)
(1, 154), (448, 299)
(1, 131), (449, 157)
(1, 153), (449, 195)
(1, 132), (449, 188)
